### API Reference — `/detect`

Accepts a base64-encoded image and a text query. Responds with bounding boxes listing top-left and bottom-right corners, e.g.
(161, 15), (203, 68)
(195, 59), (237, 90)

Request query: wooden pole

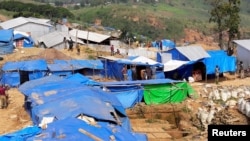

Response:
(78, 128), (103, 141)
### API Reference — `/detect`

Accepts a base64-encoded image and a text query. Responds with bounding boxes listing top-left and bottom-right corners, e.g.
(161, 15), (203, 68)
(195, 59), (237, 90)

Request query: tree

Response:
(209, 0), (241, 50)
(226, 0), (241, 48)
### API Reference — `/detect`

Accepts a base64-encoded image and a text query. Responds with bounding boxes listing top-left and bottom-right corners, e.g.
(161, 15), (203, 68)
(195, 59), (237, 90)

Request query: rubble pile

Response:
(192, 84), (250, 131)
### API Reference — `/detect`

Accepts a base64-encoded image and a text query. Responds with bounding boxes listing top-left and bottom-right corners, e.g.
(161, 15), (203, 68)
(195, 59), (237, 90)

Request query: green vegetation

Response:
(1, 0), (250, 42)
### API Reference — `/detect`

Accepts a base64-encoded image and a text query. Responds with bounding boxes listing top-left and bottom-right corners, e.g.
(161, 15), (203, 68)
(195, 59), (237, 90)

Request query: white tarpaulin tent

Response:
(163, 60), (189, 72)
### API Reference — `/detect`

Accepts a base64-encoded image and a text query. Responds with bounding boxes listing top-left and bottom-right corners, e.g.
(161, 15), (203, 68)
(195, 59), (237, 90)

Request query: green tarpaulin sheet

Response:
(143, 82), (194, 105)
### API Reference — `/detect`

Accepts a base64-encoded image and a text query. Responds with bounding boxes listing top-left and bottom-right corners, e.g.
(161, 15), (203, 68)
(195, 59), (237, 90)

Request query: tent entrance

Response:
(192, 62), (206, 81)
(19, 71), (29, 84)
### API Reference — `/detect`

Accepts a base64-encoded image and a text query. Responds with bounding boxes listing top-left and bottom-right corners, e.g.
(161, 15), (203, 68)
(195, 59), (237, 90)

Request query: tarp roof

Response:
(175, 46), (210, 61)
(31, 86), (118, 123)
(47, 59), (103, 71)
(0, 118), (147, 141)
(0, 17), (52, 29)
(164, 60), (189, 72)
(114, 56), (163, 67)
(18, 75), (63, 94)
(0, 29), (13, 42)
(69, 29), (111, 43)
(26, 118), (147, 141)
(2, 59), (48, 71)
(233, 39), (250, 51)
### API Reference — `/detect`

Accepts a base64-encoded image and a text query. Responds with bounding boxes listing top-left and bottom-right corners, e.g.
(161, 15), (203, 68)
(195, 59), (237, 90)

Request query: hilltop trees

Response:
(208, 0), (241, 51)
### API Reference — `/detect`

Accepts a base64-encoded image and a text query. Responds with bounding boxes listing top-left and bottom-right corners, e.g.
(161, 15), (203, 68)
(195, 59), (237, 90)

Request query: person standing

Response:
(0, 84), (8, 109)
(68, 37), (73, 51)
(121, 65), (128, 81)
(110, 45), (114, 56)
(145, 65), (152, 80)
(215, 65), (220, 84)
(239, 61), (244, 79)
(131, 65), (137, 80)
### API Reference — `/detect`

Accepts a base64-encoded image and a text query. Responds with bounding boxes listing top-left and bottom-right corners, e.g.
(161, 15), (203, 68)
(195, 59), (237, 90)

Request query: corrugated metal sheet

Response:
(176, 46), (210, 61)
(0, 17), (52, 29)
(233, 39), (250, 51)
(37, 31), (70, 48)
(37, 31), (85, 48)
(69, 29), (110, 43)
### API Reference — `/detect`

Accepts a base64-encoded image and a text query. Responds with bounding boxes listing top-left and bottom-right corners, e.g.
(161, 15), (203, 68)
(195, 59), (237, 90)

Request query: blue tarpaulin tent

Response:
(0, 29), (14, 54)
(100, 56), (164, 81)
(14, 33), (34, 47)
(1, 59), (48, 87)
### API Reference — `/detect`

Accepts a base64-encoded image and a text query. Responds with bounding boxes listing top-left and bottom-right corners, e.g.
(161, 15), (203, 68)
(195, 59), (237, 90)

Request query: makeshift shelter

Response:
(13, 30), (34, 48)
(0, 17), (53, 45)
(0, 29), (14, 54)
(99, 56), (164, 81)
(100, 79), (194, 106)
(233, 39), (250, 70)
(18, 75), (133, 131)
(1, 59), (48, 87)
(163, 46), (210, 81)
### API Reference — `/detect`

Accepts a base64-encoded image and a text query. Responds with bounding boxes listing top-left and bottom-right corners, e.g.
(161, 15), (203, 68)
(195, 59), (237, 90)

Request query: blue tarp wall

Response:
(101, 57), (164, 81)
(1, 59), (48, 87)
(202, 50), (236, 74)
(0, 29), (14, 54)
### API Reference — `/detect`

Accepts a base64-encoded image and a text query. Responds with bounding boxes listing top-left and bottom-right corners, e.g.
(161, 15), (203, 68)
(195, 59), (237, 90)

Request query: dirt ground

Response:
(0, 46), (249, 141)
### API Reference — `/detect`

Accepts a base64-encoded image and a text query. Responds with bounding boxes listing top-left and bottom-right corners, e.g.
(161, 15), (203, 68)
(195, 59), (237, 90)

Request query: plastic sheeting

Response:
(0, 126), (41, 141)
(104, 85), (144, 109)
(143, 82), (193, 104)
(2, 59), (47, 71)
(26, 118), (147, 141)
(202, 50), (236, 74)
(30, 88), (117, 125)
(164, 60), (189, 72)
(0, 29), (14, 54)
(0, 72), (20, 87)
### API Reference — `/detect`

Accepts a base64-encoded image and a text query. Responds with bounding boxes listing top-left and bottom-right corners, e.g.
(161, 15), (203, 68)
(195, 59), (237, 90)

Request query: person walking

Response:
(215, 65), (220, 84)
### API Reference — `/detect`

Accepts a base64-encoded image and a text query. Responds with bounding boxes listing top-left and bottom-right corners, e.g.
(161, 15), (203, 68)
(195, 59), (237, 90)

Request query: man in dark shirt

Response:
(0, 85), (7, 109)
